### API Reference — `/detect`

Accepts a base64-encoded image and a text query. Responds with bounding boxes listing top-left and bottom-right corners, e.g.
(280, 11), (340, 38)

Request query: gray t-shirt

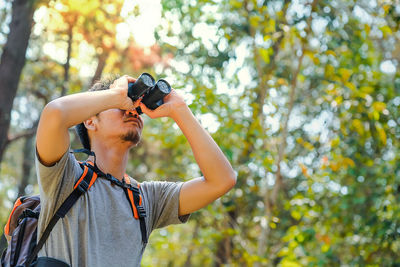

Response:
(35, 148), (190, 267)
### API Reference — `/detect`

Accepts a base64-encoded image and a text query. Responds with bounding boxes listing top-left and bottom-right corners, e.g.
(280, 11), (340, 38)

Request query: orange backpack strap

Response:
(123, 175), (147, 244)
(4, 197), (23, 238)
(123, 175), (143, 219)
(75, 162), (98, 191)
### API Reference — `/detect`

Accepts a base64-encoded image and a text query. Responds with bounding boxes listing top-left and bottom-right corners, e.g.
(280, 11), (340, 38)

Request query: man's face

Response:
(94, 108), (144, 147)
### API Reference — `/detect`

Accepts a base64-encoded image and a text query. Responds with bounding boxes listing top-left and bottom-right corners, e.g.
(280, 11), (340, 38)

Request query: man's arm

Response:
(173, 107), (237, 216)
(139, 90), (237, 216)
(36, 76), (136, 166)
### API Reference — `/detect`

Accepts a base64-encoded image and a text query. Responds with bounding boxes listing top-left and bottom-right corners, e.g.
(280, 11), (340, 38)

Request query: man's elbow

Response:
(43, 100), (62, 117)
(42, 100), (66, 124)
(224, 170), (237, 191)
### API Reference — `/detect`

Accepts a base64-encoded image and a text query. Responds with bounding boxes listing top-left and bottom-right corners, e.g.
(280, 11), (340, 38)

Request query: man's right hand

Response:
(109, 75), (141, 111)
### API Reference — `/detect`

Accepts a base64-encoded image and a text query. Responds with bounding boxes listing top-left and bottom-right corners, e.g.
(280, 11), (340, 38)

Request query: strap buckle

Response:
(76, 179), (89, 194)
(18, 209), (39, 224)
(137, 206), (146, 218)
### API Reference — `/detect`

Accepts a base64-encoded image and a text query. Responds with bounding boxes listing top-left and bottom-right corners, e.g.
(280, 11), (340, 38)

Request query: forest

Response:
(0, 0), (399, 266)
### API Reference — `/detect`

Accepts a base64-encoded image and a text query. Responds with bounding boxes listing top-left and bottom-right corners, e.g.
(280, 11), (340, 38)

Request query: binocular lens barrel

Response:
(156, 80), (171, 94)
(136, 79), (172, 114)
(127, 73), (155, 101)
(142, 79), (171, 109)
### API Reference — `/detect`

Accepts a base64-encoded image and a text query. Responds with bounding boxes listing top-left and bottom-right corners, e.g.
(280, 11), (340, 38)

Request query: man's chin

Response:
(120, 130), (141, 146)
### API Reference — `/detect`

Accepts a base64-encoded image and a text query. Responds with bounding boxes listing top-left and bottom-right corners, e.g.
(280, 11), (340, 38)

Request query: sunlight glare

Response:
(120, 0), (162, 47)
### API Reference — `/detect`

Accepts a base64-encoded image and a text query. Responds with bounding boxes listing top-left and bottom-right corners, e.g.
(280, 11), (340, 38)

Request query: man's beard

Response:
(120, 129), (141, 145)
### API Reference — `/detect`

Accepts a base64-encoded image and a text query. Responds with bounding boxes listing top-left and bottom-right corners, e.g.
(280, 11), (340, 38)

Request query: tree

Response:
(0, 0), (36, 165)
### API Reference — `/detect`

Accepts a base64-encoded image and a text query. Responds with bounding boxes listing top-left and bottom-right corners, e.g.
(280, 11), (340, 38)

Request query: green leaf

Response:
(249, 15), (261, 27)
(375, 123), (387, 146)
(259, 48), (269, 64)
(338, 68), (353, 83)
(291, 210), (301, 220)
(380, 25), (392, 37)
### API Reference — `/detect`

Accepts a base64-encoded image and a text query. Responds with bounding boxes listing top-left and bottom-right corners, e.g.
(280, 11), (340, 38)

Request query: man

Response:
(35, 74), (236, 266)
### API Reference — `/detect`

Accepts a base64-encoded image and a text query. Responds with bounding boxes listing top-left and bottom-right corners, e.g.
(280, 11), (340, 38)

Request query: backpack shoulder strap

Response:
(76, 161), (98, 189)
(123, 175), (147, 244)
(126, 176), (140, 188)
(25, 162), (96, 266)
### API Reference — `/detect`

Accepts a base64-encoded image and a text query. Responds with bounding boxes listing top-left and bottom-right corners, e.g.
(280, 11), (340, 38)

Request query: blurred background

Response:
(0, 0), (399, 266)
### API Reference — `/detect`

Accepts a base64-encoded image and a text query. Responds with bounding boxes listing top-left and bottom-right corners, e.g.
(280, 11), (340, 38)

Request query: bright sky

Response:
(119, 0), (162, 47)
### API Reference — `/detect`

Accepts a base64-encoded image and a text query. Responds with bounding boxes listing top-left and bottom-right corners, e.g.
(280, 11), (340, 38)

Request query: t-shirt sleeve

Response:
(35, 147), (83, 215)
(141, 181), (190, 230)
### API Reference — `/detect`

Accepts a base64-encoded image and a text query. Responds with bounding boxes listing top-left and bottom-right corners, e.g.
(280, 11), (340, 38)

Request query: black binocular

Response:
(127, 73), (171, 115)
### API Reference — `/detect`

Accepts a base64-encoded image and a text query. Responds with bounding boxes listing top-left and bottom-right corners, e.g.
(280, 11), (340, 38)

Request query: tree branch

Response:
(6, 126), (37, 145)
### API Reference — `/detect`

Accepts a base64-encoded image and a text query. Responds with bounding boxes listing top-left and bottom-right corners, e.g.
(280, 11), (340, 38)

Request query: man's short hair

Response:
(75, 74), (120, 150)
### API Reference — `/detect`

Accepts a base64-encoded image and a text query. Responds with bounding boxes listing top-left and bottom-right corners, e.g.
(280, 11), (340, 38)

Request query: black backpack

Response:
(1, 160), (147, 267)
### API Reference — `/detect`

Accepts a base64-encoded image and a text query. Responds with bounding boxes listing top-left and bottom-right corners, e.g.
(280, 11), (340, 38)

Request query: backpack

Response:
(1, 159), (147, 267)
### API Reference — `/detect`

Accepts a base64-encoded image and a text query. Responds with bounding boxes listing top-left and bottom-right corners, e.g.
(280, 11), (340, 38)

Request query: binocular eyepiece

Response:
(127, 73), (172, 115)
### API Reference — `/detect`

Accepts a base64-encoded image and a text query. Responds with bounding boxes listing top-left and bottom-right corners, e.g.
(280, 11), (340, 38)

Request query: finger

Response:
(126, 76), (137, 83)
(163, 93), (172, 101)
(133, 98), (141, 108)
(139, 102), (150, 112)
(121, 74), (135, 82)
(122, 74), (130, 82)
(167, 88), (177, 96)
(139, 103), (155, 117)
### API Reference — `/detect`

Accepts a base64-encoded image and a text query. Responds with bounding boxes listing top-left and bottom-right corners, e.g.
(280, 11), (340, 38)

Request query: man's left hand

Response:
(138, 89), (188, 120)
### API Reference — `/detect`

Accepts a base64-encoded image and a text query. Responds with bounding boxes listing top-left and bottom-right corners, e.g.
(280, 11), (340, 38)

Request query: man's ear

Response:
(83, 117), (97, 132)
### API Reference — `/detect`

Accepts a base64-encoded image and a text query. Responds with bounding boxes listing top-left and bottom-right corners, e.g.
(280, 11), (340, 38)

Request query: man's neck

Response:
(88, 144), (131, 181)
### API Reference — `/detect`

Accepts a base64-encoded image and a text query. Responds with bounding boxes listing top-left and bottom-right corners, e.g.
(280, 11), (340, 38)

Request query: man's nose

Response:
(125, 110), (139, 118)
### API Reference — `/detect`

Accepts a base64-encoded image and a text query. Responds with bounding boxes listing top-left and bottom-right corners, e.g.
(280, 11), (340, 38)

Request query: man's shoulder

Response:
(127, 176), (140, 187)
(137, 180), (184, 197)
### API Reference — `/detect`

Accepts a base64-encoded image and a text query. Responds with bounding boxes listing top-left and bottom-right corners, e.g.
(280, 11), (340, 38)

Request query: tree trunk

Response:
(214, 208), (236, 266)
(213, 1), (288, 264)
(90, 52), (108, 86)
(255, 0), (317, 263)
(255, 49), (304, 266)
(183, 222), (199, 267)
(18, 132), (35, 196)
(0, 0), (35, 165)
(239, 0), (288, 164)
(61, 22), (73, 97)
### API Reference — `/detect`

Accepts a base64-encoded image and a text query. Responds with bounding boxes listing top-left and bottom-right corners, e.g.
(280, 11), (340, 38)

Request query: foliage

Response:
(0, 0), (399, 265)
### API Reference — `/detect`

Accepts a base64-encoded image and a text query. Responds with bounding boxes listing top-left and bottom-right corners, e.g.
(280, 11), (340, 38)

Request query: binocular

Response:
(127, 73), (171, 115)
